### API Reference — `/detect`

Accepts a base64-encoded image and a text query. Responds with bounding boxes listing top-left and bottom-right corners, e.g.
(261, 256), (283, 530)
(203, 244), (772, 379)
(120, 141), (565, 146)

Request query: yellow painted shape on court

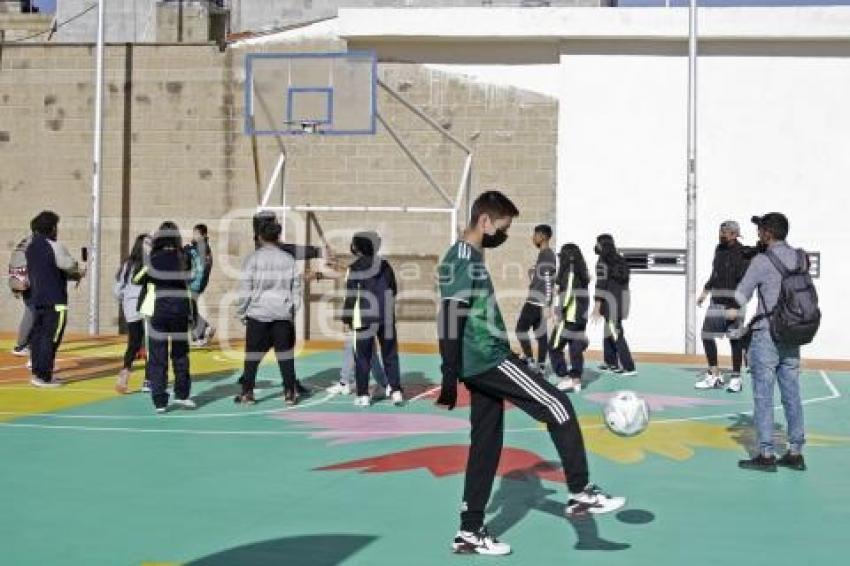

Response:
(0, 339), (317, 422)
(573, 415), (850, 464)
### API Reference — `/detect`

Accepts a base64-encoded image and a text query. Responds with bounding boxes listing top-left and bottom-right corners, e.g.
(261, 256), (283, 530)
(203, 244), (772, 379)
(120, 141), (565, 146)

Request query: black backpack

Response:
(757, 249), (821, 346)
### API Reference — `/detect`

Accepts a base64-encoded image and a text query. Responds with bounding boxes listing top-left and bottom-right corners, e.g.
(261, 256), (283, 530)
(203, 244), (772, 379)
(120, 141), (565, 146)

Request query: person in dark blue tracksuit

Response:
(25, 211), (83, 388)
(133, 221), (195, 413)
(341, 231), (403, 407)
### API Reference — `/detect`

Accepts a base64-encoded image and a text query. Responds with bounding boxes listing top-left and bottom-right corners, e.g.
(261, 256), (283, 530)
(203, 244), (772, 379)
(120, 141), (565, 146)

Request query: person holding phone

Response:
(25, 211), (84, 388)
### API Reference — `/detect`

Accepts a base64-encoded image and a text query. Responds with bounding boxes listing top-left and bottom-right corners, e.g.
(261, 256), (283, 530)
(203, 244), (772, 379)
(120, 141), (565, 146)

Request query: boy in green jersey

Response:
(436, 191), (626, 556)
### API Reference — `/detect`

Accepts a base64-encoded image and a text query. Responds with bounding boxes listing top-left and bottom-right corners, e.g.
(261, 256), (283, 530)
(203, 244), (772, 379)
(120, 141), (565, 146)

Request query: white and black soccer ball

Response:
(603, 390), (650, 437)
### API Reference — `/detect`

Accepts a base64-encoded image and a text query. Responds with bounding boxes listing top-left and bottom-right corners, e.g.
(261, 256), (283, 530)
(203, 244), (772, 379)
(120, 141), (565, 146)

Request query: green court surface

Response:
(1, 347), (848, 566)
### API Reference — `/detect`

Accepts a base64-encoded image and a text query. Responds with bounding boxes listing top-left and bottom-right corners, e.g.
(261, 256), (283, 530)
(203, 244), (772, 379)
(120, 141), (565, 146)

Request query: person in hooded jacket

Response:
(591, 234), (636, 376)
(549, 243), (591, 392)
(133, 221), (195, 413)
(341, 231), (403, 407)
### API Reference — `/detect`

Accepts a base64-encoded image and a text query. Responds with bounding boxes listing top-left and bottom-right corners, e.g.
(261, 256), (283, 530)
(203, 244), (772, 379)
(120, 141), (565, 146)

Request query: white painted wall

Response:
(300, 7), (850, 359)
(558, 43), (850, 359)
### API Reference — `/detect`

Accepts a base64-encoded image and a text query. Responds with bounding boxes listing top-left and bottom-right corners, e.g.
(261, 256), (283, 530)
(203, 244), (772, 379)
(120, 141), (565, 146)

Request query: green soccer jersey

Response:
(438, 240), (512, 378)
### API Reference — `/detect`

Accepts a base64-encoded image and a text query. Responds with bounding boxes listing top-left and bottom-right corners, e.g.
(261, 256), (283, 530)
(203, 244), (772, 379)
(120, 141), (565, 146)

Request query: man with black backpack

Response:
(729, 213), (820, 472)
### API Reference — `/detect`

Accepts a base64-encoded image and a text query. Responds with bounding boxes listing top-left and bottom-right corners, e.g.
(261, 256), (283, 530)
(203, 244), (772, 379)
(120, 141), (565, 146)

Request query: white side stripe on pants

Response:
(499, 360), (568, 424)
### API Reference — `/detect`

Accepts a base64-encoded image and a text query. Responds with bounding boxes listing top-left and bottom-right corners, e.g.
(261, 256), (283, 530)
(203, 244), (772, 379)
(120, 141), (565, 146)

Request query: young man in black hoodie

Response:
(341, 231), (403, 407)
(25, 211), (84, 388)
(592, 234), (636, 376)
(695, 220), (756, 393)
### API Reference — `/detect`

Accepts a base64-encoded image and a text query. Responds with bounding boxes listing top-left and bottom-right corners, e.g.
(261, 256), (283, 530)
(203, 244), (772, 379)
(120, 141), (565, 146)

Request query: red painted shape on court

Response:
(317, 445), (565, 483)
(423, 385), (517, 411)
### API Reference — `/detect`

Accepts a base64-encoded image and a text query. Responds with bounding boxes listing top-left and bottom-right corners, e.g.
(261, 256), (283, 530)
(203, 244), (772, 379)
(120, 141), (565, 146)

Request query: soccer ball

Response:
(603, 391), (650, 437)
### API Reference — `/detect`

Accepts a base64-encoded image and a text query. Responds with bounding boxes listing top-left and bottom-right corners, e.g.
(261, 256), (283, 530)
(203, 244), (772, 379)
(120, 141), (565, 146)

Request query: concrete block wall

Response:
(0, 39), (557, 346)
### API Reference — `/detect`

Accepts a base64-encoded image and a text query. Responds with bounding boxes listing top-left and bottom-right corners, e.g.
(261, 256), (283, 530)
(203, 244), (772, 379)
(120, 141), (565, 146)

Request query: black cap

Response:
(751, 213), (789, 240)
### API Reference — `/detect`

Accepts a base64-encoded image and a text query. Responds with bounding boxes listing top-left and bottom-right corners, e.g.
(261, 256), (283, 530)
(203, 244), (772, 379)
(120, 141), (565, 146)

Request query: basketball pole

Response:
(88, 0), (105, 336)
(685, 0), (699, 354)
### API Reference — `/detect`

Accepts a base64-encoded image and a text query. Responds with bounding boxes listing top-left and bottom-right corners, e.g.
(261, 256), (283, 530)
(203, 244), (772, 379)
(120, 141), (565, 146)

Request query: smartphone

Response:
(81, 246), (88, 262)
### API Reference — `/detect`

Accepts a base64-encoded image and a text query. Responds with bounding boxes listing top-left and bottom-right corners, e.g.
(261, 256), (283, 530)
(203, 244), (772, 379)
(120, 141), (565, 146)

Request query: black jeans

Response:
(459, 354), (589, 532)
(239, 318), (297, 394)
(603, 317), (635, 372)
(549, 319), (589, 378)
(353, 322), (401, 397)
(515, 302), (548, 364)
(30, 305), (67, 382)
(122, 320), (145, 370)
(147, 317), (191, 408)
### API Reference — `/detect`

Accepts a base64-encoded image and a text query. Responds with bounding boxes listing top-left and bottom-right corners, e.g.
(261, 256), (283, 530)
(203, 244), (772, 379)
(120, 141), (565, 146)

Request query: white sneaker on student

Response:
(327, 381), (352, 395)
(695, 371), (725, 390)
(566, 484), (626, 517)
(30, 377), (62, 389)
(726, 375), (743, 393)
(354, 395), (370, 407)
(172, 398), (196, 409)
(391, 390), (404, 406)
(452, 528), (511, 556)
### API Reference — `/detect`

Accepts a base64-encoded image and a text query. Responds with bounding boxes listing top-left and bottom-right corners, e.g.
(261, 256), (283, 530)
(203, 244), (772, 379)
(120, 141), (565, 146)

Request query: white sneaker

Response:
(141, 380), (152, 393)
(327, 381), (352, 395)
(391, 390), (404, 406)
(452, 528), (511, 556)
(30, 377), (62, 389)
(620, 370), (638, 377)
(726, 375), (743, 393)
(11, 345), (28, 357)
(354, 395), (370, 407)
(172, 398), (196, 409)
(695, 372), (725, 390)
(155, 406), (167, 414)
(566, 484), (626, 517)
(385, 385), (392, 399)
(556, 378), (576, 392)
(203, 325), (216, 343)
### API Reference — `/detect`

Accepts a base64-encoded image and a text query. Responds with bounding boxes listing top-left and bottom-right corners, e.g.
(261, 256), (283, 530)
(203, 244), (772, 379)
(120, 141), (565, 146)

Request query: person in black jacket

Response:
(25, 211), (84, 388)
(133, 221), (195, 413)
(341, 231), (403, 408)
(591, 234), (636, 376)
(515, 224), (557, 375)
(549, 244), (591, 392)
(695, 220), (756, 393)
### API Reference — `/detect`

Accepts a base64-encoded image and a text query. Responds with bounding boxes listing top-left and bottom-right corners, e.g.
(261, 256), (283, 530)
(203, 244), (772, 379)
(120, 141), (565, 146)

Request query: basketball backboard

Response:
(244, 51), (377, 136)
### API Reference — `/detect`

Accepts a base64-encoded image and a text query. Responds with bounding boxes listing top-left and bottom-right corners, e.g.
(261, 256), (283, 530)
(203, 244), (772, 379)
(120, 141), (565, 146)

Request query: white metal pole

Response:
(685, 0), (698, 354)
(89, 0), (105, 336)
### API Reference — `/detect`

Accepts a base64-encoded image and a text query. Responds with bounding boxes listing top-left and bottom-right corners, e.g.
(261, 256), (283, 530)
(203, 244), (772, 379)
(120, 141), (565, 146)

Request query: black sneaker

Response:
(295, 380), (311, 396)
(738, 454), (777, 472)
(234, 392), (256, 405)
(776, 452), (806, 471)
(452, 527), (511, 556)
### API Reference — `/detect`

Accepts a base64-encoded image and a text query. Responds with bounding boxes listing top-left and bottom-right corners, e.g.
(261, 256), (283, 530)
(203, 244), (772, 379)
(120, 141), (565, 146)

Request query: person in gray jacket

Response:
(515, 224), (557, 375)
(729, 212), (807, 472)
(235, 219), (303, 405)
(113, 233), (150, 394)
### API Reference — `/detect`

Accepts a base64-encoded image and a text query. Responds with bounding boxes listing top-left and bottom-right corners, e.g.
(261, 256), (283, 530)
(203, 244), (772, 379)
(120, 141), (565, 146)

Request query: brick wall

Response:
(0, 40), (556, 345)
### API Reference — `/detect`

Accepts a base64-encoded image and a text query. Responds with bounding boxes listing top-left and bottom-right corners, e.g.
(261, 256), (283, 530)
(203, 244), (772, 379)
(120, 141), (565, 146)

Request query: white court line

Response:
(410, 385), (441, 402)
(0, 372), (841, 434)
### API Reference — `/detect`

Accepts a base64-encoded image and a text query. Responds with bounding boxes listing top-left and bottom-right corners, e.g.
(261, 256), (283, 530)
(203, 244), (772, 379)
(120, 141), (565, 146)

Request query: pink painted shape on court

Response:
(584, 392), (732, 411)
(273, 411), (468, 445)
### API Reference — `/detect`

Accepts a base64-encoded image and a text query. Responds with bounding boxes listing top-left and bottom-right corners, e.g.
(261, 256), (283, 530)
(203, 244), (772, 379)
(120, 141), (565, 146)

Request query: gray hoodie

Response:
(735, 241), (802, 332)
(236, 244), (303, 322)
(526, 247), (557, 306)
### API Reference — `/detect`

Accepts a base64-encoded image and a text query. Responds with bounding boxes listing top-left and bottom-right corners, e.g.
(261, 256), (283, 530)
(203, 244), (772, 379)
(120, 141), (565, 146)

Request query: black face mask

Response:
(756, 240), (768, 253)
(718, 237), (729, 248)
(593, 244), (602, 255)
(482, 228), (508, 249)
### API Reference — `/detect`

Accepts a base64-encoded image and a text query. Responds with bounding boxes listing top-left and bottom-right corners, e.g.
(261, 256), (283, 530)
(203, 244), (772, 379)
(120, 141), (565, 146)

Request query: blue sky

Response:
(31, 0), (850, 14)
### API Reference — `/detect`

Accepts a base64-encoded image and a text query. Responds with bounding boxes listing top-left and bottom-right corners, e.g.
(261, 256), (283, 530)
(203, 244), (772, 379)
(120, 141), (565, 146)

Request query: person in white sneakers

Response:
(695, 220), (756, 393)
(437, 192), (625, 556)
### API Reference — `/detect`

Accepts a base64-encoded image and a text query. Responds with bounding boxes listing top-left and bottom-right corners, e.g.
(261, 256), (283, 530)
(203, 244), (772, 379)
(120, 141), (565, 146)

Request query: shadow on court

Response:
(486, 466), (637, 551)
(186, 534), (379, 566)
(726, 414), (788, 456)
